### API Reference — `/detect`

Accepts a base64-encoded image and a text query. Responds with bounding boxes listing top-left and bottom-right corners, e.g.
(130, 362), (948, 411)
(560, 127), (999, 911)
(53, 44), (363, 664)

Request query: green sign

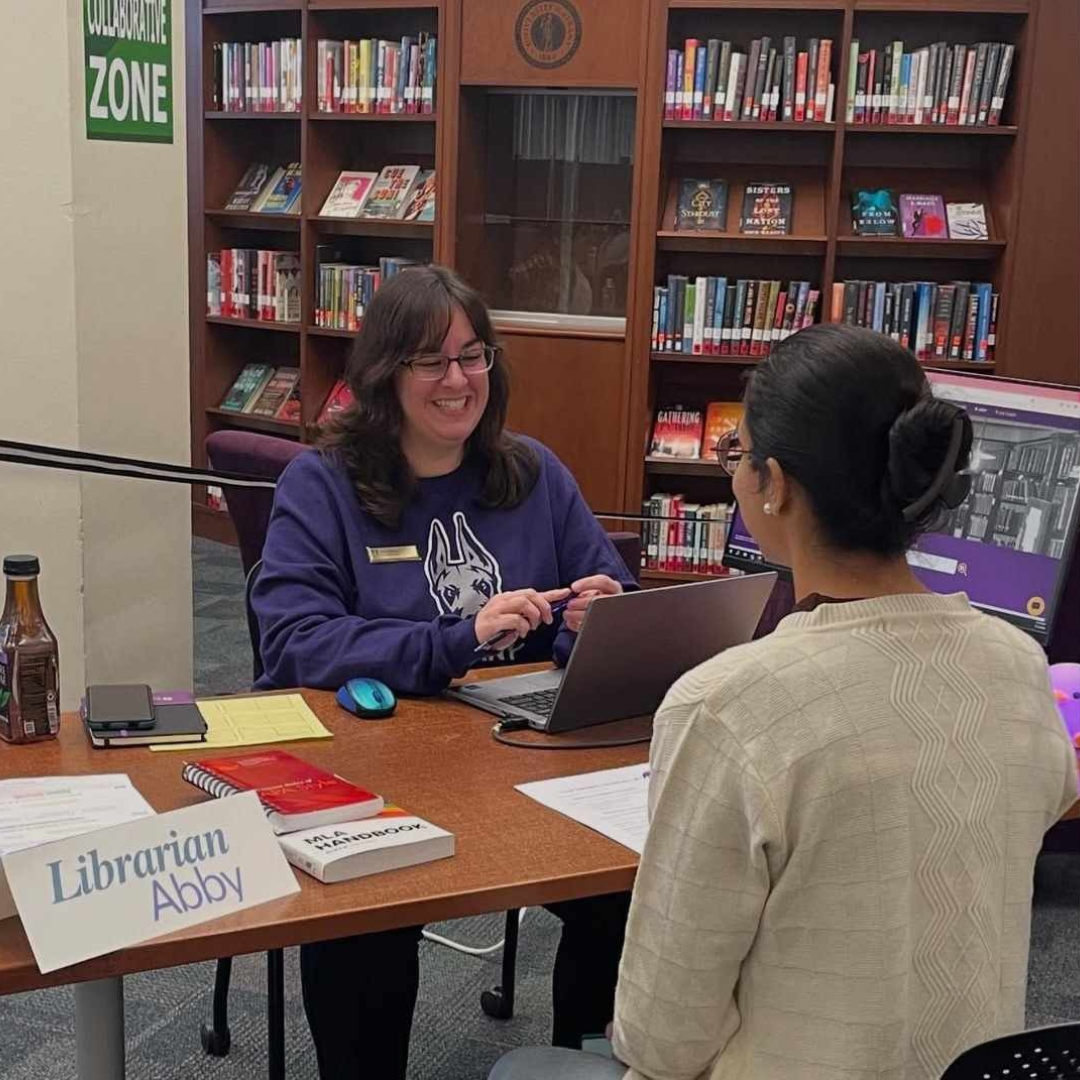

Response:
(84, 0), (173, 143)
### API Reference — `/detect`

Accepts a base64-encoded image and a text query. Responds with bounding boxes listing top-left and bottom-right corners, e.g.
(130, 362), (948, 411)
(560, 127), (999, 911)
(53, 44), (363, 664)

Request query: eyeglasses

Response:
(402, 344), (499, 381)
(714, 428), (746, 476)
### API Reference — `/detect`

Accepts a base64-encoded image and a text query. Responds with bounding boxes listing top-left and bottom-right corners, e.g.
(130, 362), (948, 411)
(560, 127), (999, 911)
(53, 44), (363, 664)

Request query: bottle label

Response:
(12, 651), (59, 739)
(0, 652), (10, 738)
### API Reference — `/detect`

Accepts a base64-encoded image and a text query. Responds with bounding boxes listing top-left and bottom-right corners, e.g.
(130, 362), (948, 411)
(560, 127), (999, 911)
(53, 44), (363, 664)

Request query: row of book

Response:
(316, 36), (436, 114)
(851, 190), (987, 239)
(223, 163), (302, 216)
(831, 280), (998, 363)
(846, 40), (1014, 127)
(320, 167), (434, 221)
(220, 364), (301, 422)
(316, 255), (418, 330)
(652, 278), (819, 356)
(664, 37), (835, 124)
(642, 496), (734, 575)
(674, 179), (793, 234)
(208, 250), (301, 323)
(211, 39), (302, 114)
(648, 402), (742, 461)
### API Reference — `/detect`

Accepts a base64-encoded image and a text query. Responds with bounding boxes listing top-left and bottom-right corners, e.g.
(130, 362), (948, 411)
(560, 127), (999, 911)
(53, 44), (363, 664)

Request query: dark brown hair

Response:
(320, 265), (539, 527)
(744, 323), (973, 555)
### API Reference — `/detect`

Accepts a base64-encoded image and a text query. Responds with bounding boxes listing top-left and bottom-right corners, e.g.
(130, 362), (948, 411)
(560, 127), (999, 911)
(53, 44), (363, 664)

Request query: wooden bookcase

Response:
(186, 0), (446, 542)
(625, 0), (1052, 585)
(186, 0), (1077, 560)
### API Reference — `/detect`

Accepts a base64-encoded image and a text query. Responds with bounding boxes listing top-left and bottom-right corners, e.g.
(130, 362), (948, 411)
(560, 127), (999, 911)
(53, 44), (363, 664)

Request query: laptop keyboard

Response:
(497, 688), (559, 717)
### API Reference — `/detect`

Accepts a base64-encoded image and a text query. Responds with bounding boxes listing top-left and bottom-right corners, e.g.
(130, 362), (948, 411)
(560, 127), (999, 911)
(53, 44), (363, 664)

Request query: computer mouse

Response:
(336, 677), (397, 720)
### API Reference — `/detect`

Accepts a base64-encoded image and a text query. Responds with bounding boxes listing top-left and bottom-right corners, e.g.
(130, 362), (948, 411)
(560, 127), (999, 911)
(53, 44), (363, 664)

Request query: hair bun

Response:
(885, 397), (973, 524)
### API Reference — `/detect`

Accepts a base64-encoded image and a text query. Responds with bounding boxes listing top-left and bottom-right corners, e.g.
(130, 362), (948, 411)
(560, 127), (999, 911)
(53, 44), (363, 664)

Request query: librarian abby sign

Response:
(48, 827), (243, 921)
(84, 0), (173, 143)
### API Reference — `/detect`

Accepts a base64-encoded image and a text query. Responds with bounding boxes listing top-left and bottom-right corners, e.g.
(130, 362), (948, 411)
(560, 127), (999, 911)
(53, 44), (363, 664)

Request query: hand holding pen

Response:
(472, 587), (571, 654)
(472, 575), (625, 653)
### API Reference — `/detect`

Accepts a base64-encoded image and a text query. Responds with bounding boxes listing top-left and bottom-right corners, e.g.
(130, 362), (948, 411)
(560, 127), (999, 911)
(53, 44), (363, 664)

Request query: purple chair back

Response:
(205, 431), (306, 577)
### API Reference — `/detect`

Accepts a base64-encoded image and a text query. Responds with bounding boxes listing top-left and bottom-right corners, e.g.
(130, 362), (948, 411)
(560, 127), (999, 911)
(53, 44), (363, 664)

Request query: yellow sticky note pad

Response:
(150, 694), (332, 752)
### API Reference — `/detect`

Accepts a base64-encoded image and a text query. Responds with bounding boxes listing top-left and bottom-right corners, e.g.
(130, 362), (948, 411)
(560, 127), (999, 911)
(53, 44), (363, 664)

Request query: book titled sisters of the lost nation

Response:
(739, 182), (793, 235)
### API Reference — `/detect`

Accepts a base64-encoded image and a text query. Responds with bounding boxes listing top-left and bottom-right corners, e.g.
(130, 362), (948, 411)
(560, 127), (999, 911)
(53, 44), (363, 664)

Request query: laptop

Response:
(447, 572), (777, 733)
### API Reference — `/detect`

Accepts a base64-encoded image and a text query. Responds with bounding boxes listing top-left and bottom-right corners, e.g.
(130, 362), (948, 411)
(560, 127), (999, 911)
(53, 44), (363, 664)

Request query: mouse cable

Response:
(491, 719), (652, 750)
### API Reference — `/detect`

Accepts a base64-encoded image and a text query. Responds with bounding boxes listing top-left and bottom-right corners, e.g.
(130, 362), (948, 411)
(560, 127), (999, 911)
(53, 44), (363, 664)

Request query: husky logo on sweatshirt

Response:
(425, 513), (503, 619)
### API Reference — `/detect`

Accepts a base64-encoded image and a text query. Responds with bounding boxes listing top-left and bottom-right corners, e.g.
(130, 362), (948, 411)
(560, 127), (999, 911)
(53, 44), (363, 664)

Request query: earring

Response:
(763, 502), (774, 516)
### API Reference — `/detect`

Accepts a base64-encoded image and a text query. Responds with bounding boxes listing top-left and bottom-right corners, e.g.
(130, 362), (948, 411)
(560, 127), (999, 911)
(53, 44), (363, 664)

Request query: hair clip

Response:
(901, 416), (971, 522)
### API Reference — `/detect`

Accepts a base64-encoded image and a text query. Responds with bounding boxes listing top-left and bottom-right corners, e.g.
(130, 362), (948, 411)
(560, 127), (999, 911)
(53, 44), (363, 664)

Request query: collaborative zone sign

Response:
(84, 0), (173, 143)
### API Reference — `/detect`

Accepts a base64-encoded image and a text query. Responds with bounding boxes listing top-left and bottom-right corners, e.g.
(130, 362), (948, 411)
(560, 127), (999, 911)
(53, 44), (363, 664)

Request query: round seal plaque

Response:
(514, 0), (582, 70)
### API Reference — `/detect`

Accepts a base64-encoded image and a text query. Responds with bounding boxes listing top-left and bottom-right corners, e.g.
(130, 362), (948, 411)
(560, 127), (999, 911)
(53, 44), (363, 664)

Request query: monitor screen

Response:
(722, 371), (1080, 644)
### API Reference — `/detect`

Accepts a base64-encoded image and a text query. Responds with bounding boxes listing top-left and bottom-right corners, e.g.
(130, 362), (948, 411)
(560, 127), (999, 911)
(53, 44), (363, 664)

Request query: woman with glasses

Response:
(491, 323), (1076, 1080)
(252, 264), (636, 1079)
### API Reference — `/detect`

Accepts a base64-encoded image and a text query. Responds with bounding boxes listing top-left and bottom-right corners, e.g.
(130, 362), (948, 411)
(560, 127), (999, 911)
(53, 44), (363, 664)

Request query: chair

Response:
(940, 1022), (1080, 1077)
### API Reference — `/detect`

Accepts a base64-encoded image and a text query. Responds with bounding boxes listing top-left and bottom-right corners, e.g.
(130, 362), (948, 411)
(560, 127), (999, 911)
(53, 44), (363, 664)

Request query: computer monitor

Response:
(722, 371), (1080, 646)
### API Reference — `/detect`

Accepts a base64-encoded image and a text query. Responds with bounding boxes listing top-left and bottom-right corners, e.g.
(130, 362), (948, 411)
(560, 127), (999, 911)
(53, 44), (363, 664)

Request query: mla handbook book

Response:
(278, 806), (455, 883)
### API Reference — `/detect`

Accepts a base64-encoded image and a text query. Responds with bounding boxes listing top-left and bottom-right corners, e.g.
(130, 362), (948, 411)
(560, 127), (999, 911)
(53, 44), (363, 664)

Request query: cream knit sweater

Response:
(612, 593), (1076, 1080)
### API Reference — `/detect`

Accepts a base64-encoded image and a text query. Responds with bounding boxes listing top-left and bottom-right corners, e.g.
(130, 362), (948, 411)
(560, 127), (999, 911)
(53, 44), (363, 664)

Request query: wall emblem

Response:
(514, 0), (582, 70)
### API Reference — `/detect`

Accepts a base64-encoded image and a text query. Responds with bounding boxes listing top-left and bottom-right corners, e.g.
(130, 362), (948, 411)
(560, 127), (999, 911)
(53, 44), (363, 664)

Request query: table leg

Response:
(74, 977), (125, 1080)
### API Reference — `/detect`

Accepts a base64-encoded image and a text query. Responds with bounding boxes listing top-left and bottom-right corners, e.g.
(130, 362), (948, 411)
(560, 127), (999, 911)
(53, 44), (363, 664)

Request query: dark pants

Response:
(300, 892), (632, 1080)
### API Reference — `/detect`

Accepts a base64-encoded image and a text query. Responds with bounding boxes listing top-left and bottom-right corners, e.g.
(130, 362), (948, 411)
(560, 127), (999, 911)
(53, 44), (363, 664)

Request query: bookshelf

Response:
(625, 0), (1051, 585)
(186, 0), (445, 541)
(186, 0), (1077, 563)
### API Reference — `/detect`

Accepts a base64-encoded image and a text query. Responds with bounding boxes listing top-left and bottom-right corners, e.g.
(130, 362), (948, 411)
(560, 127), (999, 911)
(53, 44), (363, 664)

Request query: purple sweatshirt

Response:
(252, 438), (637, 695)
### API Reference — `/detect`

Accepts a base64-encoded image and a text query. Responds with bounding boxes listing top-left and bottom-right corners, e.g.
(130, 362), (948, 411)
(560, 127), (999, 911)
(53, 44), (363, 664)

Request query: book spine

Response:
(758, 48), (776, 122)
(933, 285), (956, 357)
(720, 280), (737, 353)
(949, 281), (970, 358)
(913, 48), (928, 125)
(854, 51), (868, 124)
(815, 39), (831, 121)
(742, 38), (761, 120)
(958, 48), (977, 126)
(848, 39), (860, 123)
(770, 286), (786, 349)
(987, 292), (999, 359)
(962, 288), (979, 360)
(989, 44), (1014, 125)
(973, 282), (992, 361)
(977, 43), (1000, 126)
(831, 281), (844, 323)
(716, 41), (732, 120)
(664, 50), (677, 120)
(782, 37), (796, 121)
(724, 53), (742, 122)
(753, 37), (772, 120)
(803, 288), (819, 329)
(692, 42), (707, 120)
(702, 40), (719, 120)
(947, 45), (966, 124)
(792, 280), (810, 330)
(683, 40), (698, 121)
(968, 42), (989, 126)
(692, 276), (707, 354)
(805, 39), (819, 121)
(794, 52), (808, 122)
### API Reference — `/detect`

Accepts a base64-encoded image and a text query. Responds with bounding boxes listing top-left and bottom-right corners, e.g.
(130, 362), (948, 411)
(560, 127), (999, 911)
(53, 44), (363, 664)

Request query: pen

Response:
(473, 597), (573, 654)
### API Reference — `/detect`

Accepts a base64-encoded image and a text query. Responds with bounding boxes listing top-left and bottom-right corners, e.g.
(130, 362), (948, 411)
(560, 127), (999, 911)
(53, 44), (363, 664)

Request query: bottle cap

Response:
(3, 555), (40, 576)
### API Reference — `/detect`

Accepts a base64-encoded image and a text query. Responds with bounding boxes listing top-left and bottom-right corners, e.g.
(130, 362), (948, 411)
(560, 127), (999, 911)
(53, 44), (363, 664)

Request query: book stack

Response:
(641, 495), (734, 575)
(220, 364), (301, 422)
(315, 254), (419, 331)
(652, 277), (818, 356)
(223, 163), (303, 216)
(831, 280), (998, 363)
(845, 40), (1014, 127)
(212, 39), (303, 113)
(182, 750), (454, 883)
(207, 249), (301, 323)
(317, 35), (436, 114)
(665, 36), (835, 123)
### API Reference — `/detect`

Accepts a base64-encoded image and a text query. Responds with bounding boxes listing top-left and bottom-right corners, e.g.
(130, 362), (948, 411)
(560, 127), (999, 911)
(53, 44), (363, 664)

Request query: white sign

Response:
(516, 764), (651, 854)
(0, 774), (157, 922)
(3, 791), (299, 973)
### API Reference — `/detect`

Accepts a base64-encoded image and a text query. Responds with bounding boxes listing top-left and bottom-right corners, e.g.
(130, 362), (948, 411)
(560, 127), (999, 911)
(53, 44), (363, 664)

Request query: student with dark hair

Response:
(252, 265), (635, 1079)
(491, 324), (1077, 1080)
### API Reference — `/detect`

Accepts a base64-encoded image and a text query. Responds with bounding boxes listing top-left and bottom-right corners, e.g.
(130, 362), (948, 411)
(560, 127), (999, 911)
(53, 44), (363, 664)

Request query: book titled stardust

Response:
(278, 806), (455, 883)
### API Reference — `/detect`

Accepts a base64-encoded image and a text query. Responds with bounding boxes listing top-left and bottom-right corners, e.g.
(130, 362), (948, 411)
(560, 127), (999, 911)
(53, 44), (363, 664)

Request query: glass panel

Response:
(482, 91), (635, 320)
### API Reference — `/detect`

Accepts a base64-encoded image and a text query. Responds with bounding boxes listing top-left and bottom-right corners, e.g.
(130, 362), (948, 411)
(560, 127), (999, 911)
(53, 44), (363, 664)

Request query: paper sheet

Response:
(0, 775), (156, 920)
(150, 693), (332, 752)
(515, 764), (651, 854)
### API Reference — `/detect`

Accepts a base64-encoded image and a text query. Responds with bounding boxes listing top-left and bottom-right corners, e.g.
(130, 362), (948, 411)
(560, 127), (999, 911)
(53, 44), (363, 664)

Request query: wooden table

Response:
(0, 678), (648, 1078)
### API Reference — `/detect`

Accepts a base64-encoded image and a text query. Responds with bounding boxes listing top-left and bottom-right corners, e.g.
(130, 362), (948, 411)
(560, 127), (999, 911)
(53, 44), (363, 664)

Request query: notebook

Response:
(181, 749), (383, 834)
(85, 703), (208, 748)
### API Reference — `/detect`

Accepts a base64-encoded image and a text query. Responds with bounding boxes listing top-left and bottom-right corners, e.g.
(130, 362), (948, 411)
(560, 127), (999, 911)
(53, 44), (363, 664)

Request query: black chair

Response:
(940, 1023), (1080, 1077)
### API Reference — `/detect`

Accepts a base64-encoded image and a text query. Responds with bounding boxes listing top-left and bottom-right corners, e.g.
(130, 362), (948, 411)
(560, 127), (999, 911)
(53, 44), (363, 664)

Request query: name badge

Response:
(366, 545), (421, 564)
(2, 791), (299, 974)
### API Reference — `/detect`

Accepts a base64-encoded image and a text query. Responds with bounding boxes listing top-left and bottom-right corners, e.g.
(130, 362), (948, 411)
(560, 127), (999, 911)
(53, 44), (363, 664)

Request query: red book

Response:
(318, 378), (355, 425)
(794, 52), (808, 122)
(182, 749), (384, 835)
